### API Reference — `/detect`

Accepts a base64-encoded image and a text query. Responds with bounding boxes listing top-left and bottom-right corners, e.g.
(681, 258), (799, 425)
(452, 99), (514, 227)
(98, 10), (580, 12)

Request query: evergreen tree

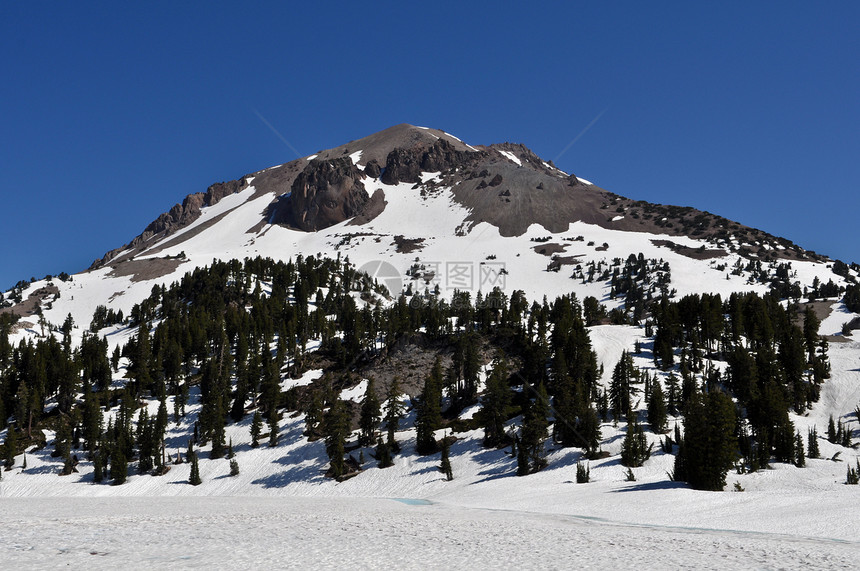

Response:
(415, 359), (443, 454)
(3, 425), (18, 469)
(229, 458), (240, 476)
(516, 436), (530, 477)
(110, 445), (128, 485)
(807, 426), (820, 459)
(519, 383), (550, 474)
(647, 379), (668, 433)
(376, 437), (393, 468)
(92, 450), (104, 483)
(250, 410), (262, 448)
(576, 461), (590, 483)
(620, 414), (651, 468)
(269, 413), (279, 447)
(384, 378), (404, 453)
(323, 399), (350, 478)
(679, 391), (737, 491)
(189, 452), (202, 486)
(358, 378), (381, 447)
(665, 373), (680, 415)
(439, 433), (453, 481)
(794, 431), (805, 467)
(609, 352), (635, 421)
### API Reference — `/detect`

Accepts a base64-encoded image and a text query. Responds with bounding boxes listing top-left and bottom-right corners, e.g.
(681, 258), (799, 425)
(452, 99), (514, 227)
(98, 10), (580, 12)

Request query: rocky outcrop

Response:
(380, 147), (422, 185)
(363, 159), (382, 179)
(381, 139), (482, 185)
(278, 157), (370, 232)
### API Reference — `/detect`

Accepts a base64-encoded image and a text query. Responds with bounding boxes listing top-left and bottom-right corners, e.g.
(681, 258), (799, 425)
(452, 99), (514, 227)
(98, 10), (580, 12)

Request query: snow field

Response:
(1, 496), (858, 570)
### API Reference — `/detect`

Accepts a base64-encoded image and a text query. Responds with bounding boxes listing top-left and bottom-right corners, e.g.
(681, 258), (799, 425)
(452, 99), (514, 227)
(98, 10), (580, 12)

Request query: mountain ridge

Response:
(89, 124), (825, 275)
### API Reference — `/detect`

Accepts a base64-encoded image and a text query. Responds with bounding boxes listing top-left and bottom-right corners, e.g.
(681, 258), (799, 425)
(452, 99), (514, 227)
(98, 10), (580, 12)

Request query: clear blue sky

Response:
(2, 2), (858, 291)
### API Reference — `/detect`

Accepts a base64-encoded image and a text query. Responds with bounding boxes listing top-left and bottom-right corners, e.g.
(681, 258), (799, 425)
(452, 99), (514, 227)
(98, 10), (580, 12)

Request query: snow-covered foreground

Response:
(1, 496), (857, 570)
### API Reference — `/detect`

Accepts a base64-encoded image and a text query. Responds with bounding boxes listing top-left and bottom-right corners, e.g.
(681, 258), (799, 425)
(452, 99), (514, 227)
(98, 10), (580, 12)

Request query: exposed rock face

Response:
(282, 158), (370, 231)
(381, 139), (482, 185)
(363, 159), (382, 179)
(380, 147), (422, 185)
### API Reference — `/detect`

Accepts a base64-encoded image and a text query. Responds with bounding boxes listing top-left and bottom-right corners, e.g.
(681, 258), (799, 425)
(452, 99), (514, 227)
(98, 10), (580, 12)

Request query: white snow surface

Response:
(1, 495), (857, 569)
(497, 149), (522, 166)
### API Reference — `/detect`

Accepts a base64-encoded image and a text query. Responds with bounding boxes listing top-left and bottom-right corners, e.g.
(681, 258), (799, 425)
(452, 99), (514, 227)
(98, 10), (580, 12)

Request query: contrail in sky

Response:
(252, 107), (303, 158)
(554, 107), (609, 164)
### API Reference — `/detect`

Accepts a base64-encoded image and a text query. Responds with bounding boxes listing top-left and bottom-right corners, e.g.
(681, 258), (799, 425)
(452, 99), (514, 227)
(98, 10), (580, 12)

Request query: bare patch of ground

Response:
(393, 235), (425, 254)
(546, 255), (585, 272)
(107, 257), (186, 283)
(0, 284), (59, 318)
(651, 239), (727, 260)
(532, 243), (568, 256)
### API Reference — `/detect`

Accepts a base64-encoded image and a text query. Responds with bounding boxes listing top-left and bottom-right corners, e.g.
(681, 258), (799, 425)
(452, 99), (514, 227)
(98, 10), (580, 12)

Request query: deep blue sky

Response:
(2, 2), (858, 291)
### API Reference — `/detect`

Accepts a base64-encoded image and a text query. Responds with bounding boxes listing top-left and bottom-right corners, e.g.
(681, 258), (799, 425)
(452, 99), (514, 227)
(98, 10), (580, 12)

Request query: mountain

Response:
(18, 121), (828, 329)
(91, 123), (818, 272)
(1, 125), (859, 545)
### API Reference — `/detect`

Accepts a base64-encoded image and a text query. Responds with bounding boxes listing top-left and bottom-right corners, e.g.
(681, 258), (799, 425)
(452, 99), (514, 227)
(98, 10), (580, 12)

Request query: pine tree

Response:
(229, 458), (240, 476)
(415, 359), (443, 454)
(250, 410), (262, 448)
(609, 352), (635, 422)
(92, 450), (104, 483)
(827, 415), (837, 443)
(384, 378), (404, 453)
(794, 431), (805, 467)
(3, 424), (18, 469)
(846, 460), (859, 485)
(807, 426), (820, 459)
(110, 445), (127, 485)
(516, 436), (530, 477)
(376, 437), (393, 468)
(519, 383), (550, 474)
(480, 359), (512, 448)
(323, 399), (350, 479)
(665, 373), (680, 415)
(269, 413), (279, 447)
(439, 433), (453, 481)
(189, 452), (202, 486)
(840, 422), (852, 448)
(647, 379), (668, 433)
(620, 413), (651, 468)
(576, 461), (590, 483)
(358, 378), (381, 447)
(679, 391), (737, 491)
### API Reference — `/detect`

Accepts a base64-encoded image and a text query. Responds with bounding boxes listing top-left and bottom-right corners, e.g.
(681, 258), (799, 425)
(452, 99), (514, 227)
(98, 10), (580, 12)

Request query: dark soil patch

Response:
(532, 243), (568, 256)
(0, 284), (59, 318)
(107, 257), (186, 283)
(394, 235), (425, 254)
(546, 255), (585, 272)
(651, 239), (727, 260)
